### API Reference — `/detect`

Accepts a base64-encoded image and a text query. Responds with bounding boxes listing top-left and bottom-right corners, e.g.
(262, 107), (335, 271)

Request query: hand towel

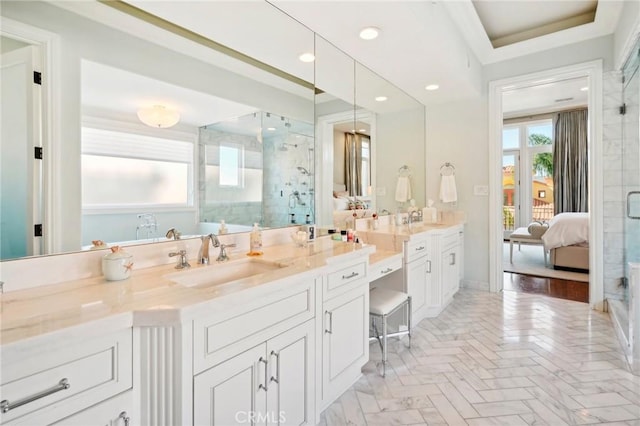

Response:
(439, 174), (457, 203)
(395, 176), (412, 202)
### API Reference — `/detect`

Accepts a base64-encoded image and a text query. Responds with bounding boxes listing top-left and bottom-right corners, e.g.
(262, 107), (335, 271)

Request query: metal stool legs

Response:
(370, 295), (412, 377)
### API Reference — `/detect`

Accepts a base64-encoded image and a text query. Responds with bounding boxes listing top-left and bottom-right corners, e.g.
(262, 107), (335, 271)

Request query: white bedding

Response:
(541, 212), (589, 250)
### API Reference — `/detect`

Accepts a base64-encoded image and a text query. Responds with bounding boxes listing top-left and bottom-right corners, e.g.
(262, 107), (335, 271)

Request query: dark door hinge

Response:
(34, 224), (42, 237)
(34, 146), (43, 159)
(33, 71), (42, 85)
(620, 104), (627, 115)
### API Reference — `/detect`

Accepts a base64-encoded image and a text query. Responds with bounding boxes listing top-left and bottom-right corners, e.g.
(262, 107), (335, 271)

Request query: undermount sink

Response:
(164, 258), (286, 288)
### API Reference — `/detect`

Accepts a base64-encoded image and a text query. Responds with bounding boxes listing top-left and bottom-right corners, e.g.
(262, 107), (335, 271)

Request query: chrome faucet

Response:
(198, 234), (220, 264)
(166, 228), (181, 240)
(217, 243), (236, 262)
(168, 250), (190, 269)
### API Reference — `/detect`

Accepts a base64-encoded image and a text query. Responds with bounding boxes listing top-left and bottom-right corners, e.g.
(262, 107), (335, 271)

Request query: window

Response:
(81, 127), (194, 208)
(219, 144), (242, 187)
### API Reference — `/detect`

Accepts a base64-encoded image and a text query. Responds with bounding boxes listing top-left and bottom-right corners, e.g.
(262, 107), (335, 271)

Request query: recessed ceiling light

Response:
(358, 128), (367, 132)
(298, 53), (315, 63)
(580, 86), (589, 91)
(375, 96), (387, 102)
(267, 127), (276, 131)
(425, 84), (439, 91)
(359, 27), (380, 40)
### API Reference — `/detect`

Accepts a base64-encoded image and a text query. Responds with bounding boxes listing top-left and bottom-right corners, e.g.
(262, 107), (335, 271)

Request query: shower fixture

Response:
(279, 143), (298, 151)
(297, 166), (310, 175)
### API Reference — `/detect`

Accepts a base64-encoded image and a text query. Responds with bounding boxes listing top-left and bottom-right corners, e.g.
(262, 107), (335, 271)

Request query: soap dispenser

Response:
(219, 220), (228, 235)
(249, 223), (263, 256)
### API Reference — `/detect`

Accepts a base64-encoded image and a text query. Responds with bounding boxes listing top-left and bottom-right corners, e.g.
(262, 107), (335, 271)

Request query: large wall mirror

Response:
(0, 0), (426, 262)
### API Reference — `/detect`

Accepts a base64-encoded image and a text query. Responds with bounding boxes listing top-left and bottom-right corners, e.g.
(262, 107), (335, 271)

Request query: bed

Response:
(541, 212), (589, 272)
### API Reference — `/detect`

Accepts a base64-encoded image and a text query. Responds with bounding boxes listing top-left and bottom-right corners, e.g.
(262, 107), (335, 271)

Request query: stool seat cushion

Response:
(370, 288), (409, 316)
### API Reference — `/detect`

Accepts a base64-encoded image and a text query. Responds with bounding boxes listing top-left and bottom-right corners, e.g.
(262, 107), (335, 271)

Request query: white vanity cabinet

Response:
(404, 235), (435, 324)
(194, 319), (315, 426)
(438, 226), (463, 306)
(51, 390), (133, 426)
(1, 327), (133, 426)
(319, 256), (370, 413)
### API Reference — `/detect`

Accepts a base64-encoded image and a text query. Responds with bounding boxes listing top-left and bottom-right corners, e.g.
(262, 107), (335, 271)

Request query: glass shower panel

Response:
(623, 46), (640, 303)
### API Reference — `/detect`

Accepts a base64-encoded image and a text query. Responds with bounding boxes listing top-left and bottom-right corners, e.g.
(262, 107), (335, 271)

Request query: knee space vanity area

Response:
(0, 221), (464, 426)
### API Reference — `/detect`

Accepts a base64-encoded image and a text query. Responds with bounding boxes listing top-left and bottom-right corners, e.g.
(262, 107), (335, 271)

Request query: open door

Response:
(1, 44), (42, 259)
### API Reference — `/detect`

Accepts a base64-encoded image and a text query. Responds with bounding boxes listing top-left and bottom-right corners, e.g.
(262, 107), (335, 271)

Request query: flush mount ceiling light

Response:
(137, 105), (180, 128)
(580, 86), (589, 91)
(267, 127), (276, 131)
(375, 96), (388, 102)
(298, 52), (315, 63)
(359, 27), (380, 40)
(425, 84), (440, 91)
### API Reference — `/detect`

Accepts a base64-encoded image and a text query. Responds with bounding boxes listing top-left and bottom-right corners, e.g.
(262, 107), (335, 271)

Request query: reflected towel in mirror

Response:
(395, 176), (412, 202)
(439, 174), (457, 203)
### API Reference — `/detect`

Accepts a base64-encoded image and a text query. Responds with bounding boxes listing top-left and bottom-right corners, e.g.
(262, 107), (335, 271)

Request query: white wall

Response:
(426, 35), (615, 288)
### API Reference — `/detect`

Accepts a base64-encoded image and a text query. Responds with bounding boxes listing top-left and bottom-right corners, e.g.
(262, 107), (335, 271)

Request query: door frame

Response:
(488, 60), (604, 310)
(1, 17), (61, 255)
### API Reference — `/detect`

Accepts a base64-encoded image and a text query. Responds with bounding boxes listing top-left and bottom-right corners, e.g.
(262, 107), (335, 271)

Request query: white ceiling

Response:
(502, 77), (589, 118)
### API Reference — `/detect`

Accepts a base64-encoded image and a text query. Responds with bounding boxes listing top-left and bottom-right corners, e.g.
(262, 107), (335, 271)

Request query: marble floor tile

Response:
(319, 289), (639, 425)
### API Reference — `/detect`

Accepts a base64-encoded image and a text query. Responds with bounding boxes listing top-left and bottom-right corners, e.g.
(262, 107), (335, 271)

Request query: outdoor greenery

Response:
(529, 133), (553, 176)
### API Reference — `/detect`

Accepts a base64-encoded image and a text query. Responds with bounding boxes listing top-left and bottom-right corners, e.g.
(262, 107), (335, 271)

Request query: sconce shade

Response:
(137, 105), (180, 128)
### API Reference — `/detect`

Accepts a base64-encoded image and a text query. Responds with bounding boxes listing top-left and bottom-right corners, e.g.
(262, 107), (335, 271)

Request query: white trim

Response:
(488, 60), (604, 311)
(1, 17), (61, 255)
(616, 14), (640, 71)
(315, 109), (376, 228)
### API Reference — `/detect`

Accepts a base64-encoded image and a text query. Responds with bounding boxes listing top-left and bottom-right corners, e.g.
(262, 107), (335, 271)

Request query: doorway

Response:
(488, 61), (603, 309)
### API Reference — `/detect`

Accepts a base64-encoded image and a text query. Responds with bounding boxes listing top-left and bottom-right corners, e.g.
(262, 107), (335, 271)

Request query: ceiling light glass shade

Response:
(425, 84), (440, 91)
(298, 52), (315, 62)
(359, 27), (380, 40)
(137, 105), (180, 128)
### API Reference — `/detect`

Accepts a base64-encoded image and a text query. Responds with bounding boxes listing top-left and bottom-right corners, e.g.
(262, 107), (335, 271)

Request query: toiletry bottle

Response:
(249, 223), (263, 255)
(305, 214), (311, 224)
(219, 220), (227, 235)
(290, 214), (296, 224)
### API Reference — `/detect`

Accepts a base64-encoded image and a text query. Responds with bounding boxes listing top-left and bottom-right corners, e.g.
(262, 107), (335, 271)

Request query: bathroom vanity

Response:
(0, 234), (374, 425)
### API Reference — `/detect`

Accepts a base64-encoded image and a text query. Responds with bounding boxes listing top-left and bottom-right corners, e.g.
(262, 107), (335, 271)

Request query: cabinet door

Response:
(194, 345), (267, 426)
(441, 246), (459, 303)
(50, 390), (133, 426)
(405, 257), (427, 321)
(266, 320), (315, 426)
(322, 286), (368, 405)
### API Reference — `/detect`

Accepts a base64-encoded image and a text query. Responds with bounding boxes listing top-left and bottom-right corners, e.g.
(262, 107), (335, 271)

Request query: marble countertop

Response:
(0, 237), (374, 346)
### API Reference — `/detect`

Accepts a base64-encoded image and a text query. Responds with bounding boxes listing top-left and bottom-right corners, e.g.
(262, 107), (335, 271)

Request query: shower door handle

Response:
(628, 191), (640, 219)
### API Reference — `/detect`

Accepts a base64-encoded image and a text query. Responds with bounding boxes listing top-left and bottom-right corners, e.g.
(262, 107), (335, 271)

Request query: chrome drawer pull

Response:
(270, 350), (280, 384)
(381, 267), (393, 275)
(342, 272), (359, 280)
(450, 253), (456, 265)
(415, 246), (425, 251)
(1, 378), (70, 413)
(119, 411), (131, 426)
(258, 357), (268, 392)
(426, 260), (432, 273)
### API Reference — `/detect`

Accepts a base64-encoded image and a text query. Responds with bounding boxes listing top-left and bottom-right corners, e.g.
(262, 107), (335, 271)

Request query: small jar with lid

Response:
(102, 246), (134, 281)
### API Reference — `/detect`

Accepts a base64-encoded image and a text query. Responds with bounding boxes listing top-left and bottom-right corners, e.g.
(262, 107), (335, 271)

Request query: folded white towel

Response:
(439, 174), (457, 203)
(395, 176), (412, 202)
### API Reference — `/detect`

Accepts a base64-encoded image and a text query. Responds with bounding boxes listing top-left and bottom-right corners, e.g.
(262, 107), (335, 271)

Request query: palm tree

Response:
(529, 133), (553, 176)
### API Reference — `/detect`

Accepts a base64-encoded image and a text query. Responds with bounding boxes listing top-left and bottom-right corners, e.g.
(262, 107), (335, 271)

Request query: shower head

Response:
(297, 166), (310, 175)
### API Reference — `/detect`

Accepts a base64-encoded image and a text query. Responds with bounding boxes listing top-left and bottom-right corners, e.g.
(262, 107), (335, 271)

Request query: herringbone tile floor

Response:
(320, 289), (640, 425)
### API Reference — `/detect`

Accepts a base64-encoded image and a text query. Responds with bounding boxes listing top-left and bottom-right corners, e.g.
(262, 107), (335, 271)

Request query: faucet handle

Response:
(217, 243), (236, 262)
(169, 250), (190, 269)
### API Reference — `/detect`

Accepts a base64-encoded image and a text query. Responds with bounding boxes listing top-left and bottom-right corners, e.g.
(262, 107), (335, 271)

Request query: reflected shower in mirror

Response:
(199, 112), (314, 229)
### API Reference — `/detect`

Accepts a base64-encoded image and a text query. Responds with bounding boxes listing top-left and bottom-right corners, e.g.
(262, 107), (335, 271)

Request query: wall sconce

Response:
(538, 190), (546, 198)
(137, 105), (180, 128)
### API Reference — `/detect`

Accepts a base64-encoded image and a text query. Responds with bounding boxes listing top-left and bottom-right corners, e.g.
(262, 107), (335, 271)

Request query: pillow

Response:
(333, 197), (349, 211)
(527, 222), (549, 239)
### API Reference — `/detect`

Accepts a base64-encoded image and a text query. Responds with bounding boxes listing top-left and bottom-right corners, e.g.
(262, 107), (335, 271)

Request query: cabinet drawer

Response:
(369, 255), (403, 283)
(1, 329), (132, 425)
(405, 237), (429, 263)
(441, 231), (458, 250)
(324, 261), (367, 300)
(194, 280), (315, 373)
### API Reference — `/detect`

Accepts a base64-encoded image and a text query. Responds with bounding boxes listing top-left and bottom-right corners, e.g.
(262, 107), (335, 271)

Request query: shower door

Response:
(623, 44), (640, 302)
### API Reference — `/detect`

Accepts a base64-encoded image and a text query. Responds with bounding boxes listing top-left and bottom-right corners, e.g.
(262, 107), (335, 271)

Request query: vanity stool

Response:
(369, 287), (411, 377)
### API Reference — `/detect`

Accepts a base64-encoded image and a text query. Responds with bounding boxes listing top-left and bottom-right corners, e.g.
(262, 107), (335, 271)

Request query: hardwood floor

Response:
(504, 272), (589, 303)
